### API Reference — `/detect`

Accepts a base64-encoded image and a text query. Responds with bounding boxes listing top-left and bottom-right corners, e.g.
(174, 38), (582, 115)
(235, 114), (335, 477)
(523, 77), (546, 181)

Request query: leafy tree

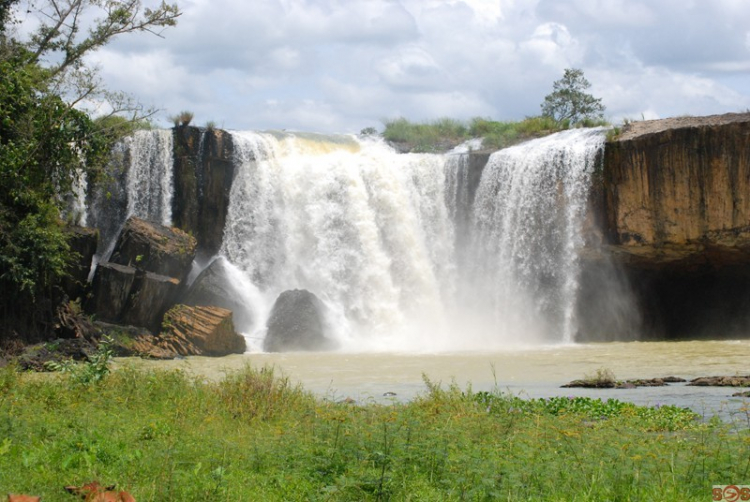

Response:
(0, 0), (179, 341)
(541, 68), (605, 125)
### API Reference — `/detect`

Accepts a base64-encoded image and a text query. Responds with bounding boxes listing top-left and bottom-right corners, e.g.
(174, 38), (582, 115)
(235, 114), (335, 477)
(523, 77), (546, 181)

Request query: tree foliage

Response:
(0, 0), (179, 340)
(541, 68), (605, 125)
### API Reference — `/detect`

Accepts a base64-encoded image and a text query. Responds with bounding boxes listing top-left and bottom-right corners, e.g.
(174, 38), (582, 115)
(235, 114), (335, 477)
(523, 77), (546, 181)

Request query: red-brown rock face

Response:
(603, 112), (750, 267)
(595, 113), (750, 339)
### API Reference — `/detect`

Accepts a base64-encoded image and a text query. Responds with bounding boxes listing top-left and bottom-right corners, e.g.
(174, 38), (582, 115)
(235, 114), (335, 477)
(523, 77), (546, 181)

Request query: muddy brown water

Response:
(119, 340), (750, 422)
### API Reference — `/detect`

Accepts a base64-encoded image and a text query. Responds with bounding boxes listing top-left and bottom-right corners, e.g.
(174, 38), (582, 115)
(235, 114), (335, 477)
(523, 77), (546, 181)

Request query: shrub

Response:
(170, 110), (194, 127)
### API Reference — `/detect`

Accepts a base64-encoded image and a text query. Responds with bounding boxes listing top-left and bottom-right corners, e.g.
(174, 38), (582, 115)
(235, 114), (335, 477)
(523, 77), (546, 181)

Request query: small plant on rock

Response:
(169, 110), (194, 127)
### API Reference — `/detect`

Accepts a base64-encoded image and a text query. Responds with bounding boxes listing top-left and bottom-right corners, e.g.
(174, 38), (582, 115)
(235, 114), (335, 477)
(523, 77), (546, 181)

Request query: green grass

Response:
(382, 116), (611, 153)
(0, 362), (748, 501)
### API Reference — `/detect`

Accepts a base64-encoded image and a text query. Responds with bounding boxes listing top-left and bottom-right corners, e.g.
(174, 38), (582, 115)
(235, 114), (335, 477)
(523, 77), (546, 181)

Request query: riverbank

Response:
(123, 340), (750, 418)
(1, 360), (748, 500)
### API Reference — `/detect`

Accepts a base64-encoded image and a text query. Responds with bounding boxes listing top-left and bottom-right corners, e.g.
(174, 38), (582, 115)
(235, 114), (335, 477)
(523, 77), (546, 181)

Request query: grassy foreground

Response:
(1, 361), (749, 501)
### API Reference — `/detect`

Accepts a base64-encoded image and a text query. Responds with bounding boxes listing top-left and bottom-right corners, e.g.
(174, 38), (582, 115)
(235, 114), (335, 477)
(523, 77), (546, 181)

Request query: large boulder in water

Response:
(264, 289), (335, 352)
(181, 258), (253, 330)
(109, 216), (196, 284)
(159, 305), (246, 356)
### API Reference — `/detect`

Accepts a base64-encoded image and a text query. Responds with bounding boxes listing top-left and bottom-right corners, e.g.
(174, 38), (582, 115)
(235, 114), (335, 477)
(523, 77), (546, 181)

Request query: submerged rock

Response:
(688, 375), (750, 387)
(562, 376), (686, 389)
(264, 289), (335, 352)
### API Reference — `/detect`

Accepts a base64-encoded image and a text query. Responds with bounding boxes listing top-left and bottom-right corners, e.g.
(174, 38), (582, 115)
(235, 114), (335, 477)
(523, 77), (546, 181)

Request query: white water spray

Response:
(88, 127), (611, 351)
(471, 128), (606, 343)
(125, 129), (174, 226)
(221, 132), (456, 350)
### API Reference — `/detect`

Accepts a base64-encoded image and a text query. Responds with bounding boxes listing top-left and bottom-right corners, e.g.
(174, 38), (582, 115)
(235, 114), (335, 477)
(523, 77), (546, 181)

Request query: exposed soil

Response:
(614, 112), (750, 142)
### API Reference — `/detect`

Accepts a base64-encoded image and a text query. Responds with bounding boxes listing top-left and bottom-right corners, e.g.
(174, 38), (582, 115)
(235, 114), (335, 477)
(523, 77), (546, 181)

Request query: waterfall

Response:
(84, 126), (610, 350)
(125, 129), (174, 227)
(87, 129), (174, 261)
(471, 128), (606, 343)
(221, 131), (456, 351)
(215, 129), (607, 350)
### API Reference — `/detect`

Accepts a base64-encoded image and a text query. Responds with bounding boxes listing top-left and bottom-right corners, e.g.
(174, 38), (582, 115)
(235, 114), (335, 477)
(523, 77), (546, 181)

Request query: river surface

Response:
(120, 340), (750, 422)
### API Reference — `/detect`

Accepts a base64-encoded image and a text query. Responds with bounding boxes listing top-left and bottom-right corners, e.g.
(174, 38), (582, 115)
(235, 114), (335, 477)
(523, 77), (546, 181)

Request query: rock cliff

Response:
(603, 112), (750, 267)
(172, 126), (234, 259)
(597, 113), (750, 339)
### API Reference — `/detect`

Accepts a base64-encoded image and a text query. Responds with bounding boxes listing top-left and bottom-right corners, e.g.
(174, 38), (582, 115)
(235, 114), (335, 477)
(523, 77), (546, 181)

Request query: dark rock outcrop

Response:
(688, 375), (750, 387)
(181, 257), (253, 330)
(172, 126), (234, 259)
(109, 216), (196, 284)
(562, 376), (686, 389)
(88, 262), (180, 333)
(95, 322), (177, 359)
(88, 218), (192, 333)
(15, 338), (97, 371)
(264, 289), (335, 352)
(88, 262), (136, 322)
(61, 226), (98, 300)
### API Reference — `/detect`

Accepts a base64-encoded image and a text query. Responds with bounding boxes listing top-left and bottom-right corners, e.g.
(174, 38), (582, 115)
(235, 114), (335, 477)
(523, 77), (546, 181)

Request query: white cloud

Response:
(23, 0), (750, 132)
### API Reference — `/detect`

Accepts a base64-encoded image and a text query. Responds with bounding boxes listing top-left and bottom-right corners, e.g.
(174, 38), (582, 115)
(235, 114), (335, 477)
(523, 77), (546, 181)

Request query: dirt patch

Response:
(614, 112), (750, 142)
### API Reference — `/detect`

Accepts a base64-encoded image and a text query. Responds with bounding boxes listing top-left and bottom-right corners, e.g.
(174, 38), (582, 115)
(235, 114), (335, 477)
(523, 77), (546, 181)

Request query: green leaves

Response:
(541, 68), (606, 125)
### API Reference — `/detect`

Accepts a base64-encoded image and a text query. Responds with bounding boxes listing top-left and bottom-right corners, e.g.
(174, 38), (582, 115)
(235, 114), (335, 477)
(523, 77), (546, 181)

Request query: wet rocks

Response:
(15, 338), (97, 371)
(171, 127), (235, 259)
(109, 216), (196, 283)
(88, 217), (197, 333)
(562, 376), (686, 389)
(89, 263), (180, 333)
(688, 375), (750, 387)
(264, 289), (335, 352)
(599, 112), (750, 339)
(61, 226), (98, 300)
(181, 257), (253, 329)
(159, 305), (246, 356)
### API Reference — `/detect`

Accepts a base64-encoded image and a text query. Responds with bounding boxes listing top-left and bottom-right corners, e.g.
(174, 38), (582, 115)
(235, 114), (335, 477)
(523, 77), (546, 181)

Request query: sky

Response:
(16, 0), (750, 133)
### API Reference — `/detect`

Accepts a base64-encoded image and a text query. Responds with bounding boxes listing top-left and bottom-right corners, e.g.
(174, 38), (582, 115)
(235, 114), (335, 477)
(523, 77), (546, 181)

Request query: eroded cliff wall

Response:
(172, 126), (234, 260)
(600, 113), (750, 339)
(603, 113), (750, 265)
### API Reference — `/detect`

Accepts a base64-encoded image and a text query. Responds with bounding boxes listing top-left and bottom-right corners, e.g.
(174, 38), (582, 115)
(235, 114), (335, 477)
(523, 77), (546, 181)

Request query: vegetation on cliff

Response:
(0, 0), (180, 342)
(381, 114), (608, 153)
(541, 68), (606, 125)
(381, 69), (608, 153)
(0, 362), (744, 500)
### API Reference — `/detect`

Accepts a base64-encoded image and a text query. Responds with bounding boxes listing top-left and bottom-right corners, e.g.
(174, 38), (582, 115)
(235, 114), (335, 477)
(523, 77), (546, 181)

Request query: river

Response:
(122, 339), (750, 422)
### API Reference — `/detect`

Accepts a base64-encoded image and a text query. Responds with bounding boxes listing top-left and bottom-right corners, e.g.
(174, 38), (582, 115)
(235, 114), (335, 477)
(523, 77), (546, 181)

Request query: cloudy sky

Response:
(20, 0), (750, 133)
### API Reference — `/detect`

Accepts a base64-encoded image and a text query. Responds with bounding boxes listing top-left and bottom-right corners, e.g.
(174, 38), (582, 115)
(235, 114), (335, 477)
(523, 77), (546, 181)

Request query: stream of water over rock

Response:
(217, 129), (610, 350)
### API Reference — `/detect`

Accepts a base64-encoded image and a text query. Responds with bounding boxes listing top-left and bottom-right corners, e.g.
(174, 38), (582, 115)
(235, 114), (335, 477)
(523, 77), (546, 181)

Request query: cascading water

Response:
(85, 126), (613, 351)
(471, 128), (606, 344)
(87, 129), (175, 259)
(217, 128), (607, 350)
(221, 132), (456, 351)
(125, 129), (174, 227)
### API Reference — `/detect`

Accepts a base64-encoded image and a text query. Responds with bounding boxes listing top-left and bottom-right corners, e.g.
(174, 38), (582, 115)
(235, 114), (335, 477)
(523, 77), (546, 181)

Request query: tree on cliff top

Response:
(0, 0), (180, 340)
(541, 68), (606, 125)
